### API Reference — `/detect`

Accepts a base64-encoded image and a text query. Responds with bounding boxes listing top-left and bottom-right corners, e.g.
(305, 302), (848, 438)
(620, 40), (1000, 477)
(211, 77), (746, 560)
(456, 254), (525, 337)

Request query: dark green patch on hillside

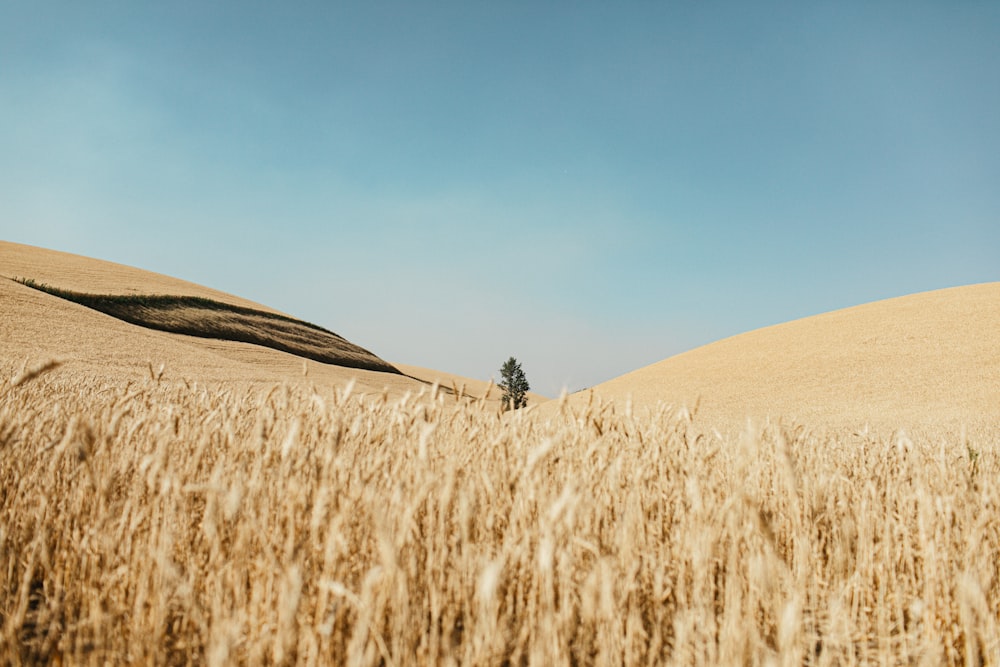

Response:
(14, 278), (401, 374)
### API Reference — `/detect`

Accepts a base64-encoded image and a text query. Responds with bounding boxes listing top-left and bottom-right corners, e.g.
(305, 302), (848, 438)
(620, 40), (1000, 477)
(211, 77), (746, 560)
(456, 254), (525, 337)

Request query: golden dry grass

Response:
(1, 361), (999, 665)
(3, 241), (999, 664)
(581, 283), (1000, 435)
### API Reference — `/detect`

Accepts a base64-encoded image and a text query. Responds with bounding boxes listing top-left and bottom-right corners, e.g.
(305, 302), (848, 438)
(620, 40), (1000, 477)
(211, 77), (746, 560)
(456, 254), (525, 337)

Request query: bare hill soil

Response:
(582, 283), (1000, 434)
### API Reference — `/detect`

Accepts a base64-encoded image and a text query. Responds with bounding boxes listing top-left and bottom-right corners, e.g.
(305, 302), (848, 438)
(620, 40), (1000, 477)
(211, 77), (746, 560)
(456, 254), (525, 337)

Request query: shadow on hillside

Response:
(14, 278), (402, 374)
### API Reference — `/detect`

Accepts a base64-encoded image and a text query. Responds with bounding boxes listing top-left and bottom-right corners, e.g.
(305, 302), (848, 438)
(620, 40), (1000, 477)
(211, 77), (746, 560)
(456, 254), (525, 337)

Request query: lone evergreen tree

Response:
(499, 356), (530, 411)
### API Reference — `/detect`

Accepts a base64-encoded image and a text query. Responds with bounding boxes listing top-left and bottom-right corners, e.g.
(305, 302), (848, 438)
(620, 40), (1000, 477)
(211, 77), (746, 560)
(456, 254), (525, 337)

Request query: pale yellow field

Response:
(2, 241), (999, 665)
(3, 360), (999, 665)
(576, 283), (1000, 437)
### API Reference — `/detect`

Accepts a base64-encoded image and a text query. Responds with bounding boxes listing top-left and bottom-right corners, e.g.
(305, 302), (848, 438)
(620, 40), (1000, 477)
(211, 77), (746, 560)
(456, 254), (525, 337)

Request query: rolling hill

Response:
(0, 240), (501, 401)
(5, 240), (994, 427)
(577, 283), (1000, 433)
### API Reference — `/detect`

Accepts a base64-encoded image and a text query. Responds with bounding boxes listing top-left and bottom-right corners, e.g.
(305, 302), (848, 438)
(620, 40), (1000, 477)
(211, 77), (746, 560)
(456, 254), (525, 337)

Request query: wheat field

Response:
(2, 359), (998, 666)
(2, 242), (998, 664)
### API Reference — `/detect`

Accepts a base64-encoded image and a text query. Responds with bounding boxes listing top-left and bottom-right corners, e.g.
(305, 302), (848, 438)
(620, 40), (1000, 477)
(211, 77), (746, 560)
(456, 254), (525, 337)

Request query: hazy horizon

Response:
(3, 2), (999, 396)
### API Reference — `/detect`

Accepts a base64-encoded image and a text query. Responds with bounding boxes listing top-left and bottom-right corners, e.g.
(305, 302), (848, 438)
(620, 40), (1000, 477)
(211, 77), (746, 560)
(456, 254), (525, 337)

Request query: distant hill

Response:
(576, 283), (1000, 433)
(0, 240), (499, 402)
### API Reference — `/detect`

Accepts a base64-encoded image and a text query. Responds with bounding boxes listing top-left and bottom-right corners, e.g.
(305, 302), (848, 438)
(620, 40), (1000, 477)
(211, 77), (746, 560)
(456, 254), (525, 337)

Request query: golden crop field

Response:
(2, 359), (998, 666)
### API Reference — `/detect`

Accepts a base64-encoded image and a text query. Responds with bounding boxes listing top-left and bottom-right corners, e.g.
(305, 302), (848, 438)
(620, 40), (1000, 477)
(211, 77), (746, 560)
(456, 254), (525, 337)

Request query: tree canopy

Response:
(499, 357), (530, 411)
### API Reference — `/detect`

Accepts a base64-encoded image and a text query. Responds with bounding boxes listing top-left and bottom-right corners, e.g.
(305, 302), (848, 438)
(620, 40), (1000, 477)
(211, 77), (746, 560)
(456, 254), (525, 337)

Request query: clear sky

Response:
(2, 2), (999, 396)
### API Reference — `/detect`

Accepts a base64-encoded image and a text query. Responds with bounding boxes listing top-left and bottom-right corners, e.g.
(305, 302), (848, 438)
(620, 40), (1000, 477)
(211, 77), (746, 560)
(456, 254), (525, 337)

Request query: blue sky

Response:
(2, 2), (998, 396)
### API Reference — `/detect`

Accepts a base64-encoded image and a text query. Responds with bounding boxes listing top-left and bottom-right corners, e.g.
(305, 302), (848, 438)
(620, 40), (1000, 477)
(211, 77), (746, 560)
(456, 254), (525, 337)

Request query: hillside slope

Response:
(0, 241), (494, 400)
(0, 240), (277, 311)
(14, 280), (399, 373)
(581, 283), (1000, 432)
